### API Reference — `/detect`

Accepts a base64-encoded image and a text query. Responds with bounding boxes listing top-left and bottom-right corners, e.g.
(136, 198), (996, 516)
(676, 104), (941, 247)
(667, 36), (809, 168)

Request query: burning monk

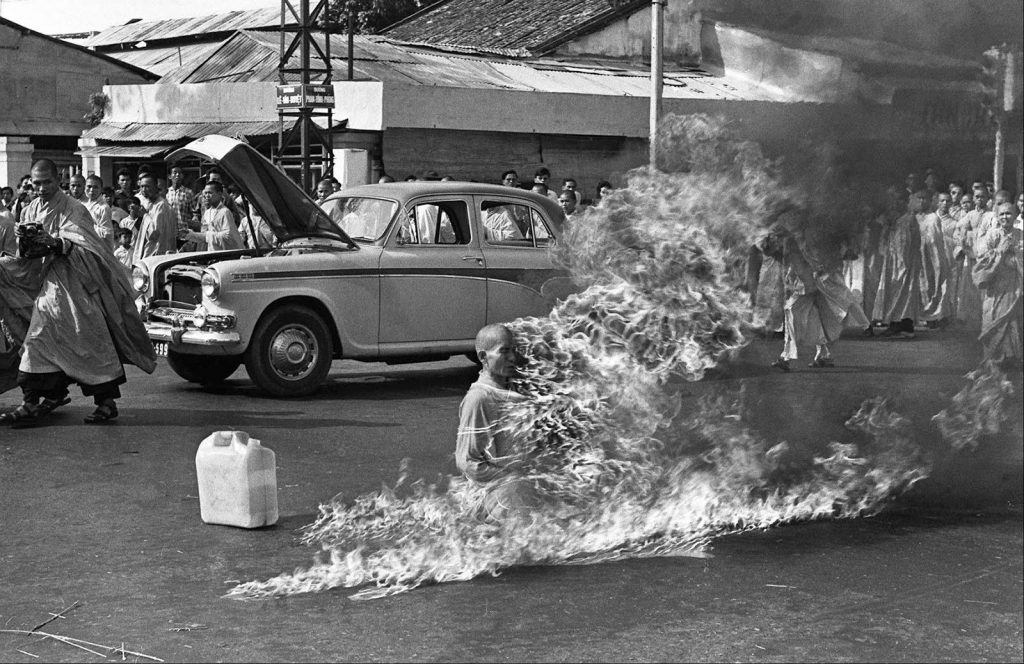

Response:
(972, 202), (1023, 367)
(456, 324), (538, 521)
(0, 159), (156, 427)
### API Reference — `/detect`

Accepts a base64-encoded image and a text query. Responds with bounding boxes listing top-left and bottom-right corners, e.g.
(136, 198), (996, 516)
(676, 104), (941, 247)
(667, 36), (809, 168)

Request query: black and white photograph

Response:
(1, 0), (1021, 661)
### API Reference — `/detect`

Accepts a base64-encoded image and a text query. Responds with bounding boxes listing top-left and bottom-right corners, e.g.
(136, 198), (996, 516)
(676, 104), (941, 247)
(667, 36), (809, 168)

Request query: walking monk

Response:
(0, 160), (156, 427)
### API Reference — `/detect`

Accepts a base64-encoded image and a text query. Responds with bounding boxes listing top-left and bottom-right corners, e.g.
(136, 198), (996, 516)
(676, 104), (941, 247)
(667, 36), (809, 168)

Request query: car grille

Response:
(163, 280), (202, 308)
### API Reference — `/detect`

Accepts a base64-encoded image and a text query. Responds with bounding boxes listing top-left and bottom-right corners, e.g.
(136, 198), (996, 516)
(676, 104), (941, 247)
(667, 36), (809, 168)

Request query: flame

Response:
(932, 360), (1017, 452)
(227, 115), (931, 600)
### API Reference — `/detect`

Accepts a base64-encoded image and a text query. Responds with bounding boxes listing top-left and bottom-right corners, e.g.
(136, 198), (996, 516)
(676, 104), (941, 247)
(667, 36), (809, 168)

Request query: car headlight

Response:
(191, 305), (208, 328)
(201, 269), (220, 300)
(131, 265), (149, 293)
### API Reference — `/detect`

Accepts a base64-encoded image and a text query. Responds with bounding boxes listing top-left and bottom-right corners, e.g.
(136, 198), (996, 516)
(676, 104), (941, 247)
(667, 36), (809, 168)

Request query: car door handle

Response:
(462, 256), (483, 264)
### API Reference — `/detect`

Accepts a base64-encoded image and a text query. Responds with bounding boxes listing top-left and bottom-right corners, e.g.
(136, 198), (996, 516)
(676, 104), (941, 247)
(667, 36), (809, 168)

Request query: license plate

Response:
(153, 341), (168, 357)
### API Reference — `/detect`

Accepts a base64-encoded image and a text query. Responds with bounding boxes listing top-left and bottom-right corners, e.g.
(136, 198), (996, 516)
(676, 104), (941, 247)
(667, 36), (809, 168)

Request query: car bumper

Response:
(147, 322), (242, 353)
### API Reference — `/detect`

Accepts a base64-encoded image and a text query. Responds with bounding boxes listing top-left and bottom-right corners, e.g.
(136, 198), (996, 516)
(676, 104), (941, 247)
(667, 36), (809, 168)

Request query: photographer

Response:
(0, 160), (155, 428)
(13, 176), (34, 223)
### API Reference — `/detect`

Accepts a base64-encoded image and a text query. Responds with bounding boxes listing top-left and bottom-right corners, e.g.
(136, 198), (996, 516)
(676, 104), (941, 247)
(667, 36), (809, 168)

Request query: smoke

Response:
(226, 115), (933, 600)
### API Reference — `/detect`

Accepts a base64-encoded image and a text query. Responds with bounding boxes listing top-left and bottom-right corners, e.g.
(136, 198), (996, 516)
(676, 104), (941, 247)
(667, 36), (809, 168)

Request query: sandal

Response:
(84, 401), (118, 424)
(1, 402), (40, 428)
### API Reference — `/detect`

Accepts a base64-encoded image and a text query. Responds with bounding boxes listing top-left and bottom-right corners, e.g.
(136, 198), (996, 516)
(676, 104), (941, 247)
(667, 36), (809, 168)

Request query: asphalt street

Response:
(0, 327), (1021, 663)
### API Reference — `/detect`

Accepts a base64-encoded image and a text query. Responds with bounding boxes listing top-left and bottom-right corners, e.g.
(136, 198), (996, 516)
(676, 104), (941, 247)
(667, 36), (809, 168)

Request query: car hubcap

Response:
(268, 325), (317, 380)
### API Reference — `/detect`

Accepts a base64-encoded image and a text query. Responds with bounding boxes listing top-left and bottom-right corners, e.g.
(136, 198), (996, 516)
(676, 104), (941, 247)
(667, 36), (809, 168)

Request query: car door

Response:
(378, 196), (486, 347)
(475, 195), (575, 323)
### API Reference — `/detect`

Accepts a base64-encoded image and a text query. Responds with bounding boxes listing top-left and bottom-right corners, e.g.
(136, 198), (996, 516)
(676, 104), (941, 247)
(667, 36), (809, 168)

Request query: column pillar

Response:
(0, 136), (35, 187)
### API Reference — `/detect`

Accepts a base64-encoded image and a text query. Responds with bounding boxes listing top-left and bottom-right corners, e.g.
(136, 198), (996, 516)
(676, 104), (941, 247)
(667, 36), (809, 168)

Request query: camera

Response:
(16, 222), (54, 259)
(17, 221), (43, 238)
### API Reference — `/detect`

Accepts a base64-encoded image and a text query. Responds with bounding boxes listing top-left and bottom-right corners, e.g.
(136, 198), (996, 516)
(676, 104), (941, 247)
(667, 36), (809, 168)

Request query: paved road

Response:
(1, 328), (1021, 662)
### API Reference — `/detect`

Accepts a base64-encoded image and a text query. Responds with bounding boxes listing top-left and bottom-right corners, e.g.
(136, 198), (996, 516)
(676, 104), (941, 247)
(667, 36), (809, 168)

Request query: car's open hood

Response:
(167, 135), (353, 246)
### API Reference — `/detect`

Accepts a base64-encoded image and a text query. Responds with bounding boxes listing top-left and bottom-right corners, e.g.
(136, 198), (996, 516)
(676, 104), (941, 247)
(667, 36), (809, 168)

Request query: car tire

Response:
(167, 350), (242, 385)
(245, 305), (333, 398)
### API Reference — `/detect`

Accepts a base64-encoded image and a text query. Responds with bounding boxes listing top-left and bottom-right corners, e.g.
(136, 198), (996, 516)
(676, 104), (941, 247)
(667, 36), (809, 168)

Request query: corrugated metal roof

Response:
(74, 144), (178, 158)
(104, 43), (222, 78)
(383, 0), (645, 54)
(85, 7), (285, 48)
(81, 121), (283, 142)
(158, 30), (766, 101)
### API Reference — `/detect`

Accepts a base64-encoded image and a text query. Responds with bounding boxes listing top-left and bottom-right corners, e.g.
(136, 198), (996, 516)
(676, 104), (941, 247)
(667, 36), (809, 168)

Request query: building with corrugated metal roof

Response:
(0, 16), (156, 187)
(76, 1), (1021, 195)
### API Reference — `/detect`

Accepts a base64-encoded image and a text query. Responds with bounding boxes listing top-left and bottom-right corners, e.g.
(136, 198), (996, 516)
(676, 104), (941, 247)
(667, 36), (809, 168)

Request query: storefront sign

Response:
(276, 84), (335, 109)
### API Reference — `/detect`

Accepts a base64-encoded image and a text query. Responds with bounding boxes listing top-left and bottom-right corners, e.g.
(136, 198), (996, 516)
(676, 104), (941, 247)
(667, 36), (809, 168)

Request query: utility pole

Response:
(649, 0), (665, 171)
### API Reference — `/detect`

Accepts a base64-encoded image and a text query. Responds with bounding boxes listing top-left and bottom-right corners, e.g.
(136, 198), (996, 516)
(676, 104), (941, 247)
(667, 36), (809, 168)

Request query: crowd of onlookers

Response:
(1, 164), (277, 269)
(751, 169), (1023, 369)
(2, 163), (615, 268)
(370, 167), (615, 221)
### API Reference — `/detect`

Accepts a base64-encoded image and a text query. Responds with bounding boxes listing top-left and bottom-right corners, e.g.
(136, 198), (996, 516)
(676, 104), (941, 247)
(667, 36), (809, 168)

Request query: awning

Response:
(81, 120), (284, 142)
(75, 143), (178, 158)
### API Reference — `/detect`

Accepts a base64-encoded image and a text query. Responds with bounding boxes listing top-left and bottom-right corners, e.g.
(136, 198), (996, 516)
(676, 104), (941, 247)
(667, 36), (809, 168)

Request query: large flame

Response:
(228, 115), (935, 600)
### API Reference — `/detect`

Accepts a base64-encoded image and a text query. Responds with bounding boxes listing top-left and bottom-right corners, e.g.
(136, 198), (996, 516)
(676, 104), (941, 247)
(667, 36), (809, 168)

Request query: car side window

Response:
(530, 209), (553, 247)
(481, 201), (550, 248)
(398, 201), (468, 245)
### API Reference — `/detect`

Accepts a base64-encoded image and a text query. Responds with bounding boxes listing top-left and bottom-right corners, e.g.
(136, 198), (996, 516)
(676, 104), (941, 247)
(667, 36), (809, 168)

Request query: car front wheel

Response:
(167, 350), (242, 385)
(245, 305), (333, 397)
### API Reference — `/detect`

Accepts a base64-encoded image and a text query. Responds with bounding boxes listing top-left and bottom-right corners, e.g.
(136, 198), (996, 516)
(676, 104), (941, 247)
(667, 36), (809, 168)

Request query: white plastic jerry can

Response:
(195, 431), (279, 528)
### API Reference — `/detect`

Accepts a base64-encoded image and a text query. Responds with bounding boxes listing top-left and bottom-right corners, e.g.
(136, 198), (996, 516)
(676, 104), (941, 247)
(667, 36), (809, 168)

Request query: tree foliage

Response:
(324, 0), (425, 34)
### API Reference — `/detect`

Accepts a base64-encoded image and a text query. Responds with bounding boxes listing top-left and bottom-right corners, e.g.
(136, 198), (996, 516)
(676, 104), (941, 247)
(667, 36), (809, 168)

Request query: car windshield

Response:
(322, 197), (398, 242)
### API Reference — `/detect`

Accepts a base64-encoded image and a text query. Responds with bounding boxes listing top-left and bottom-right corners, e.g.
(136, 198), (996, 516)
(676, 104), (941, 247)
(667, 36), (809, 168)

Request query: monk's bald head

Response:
(475, 324), (514, 354)
(31, 159), (58, 179)
(30, 159), (61, 202)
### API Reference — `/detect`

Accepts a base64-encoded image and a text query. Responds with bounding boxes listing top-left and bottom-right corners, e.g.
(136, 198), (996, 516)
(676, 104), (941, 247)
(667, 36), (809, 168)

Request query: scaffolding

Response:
(275, 0), (333, 194)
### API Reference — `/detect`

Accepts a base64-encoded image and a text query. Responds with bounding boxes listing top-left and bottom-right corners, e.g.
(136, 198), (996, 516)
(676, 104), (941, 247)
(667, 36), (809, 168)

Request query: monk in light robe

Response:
(0, 159), (156, 426)
(917, 201), (953, 327)
(953, 190), (991, 331)
(872, 190), (923, 338)
(973, 203), (1022, 366)
(770, 230), (869, 371)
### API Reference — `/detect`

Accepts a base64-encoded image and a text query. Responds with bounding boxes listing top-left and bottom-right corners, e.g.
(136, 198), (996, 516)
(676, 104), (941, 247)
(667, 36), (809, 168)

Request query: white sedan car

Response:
(134, 135), (574, 397)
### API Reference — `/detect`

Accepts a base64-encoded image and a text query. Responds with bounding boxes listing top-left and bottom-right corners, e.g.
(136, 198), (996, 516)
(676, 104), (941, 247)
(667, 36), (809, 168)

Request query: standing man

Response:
(83, 175), (116, 250)
(113, 168), (134, 213)
(0, 159), (155, 427)
(165, 165), (196, 250)
(557, 190), (578, 219)
(500, 170), (520, 188)
(1, 186), (14, 212)
(561, 178), (582, 206)
(935, 191), (960, 321)
(954, 188), (991, 330)
(0, 195), (15, 255)
(873, 189), (924, 338)
(180, 181), (243, 251)
(533, 168), (559, 202)
(917, 192), (952, 328)
(972, 202), (1022, 367)
(131, 174), (177, 261)
(67, 174), (86, 202)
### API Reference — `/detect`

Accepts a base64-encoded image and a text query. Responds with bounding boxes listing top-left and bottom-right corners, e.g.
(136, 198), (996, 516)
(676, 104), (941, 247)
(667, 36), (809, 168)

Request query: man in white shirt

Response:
(180, 181), (243, 251)
(131, 175), (177, 262)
